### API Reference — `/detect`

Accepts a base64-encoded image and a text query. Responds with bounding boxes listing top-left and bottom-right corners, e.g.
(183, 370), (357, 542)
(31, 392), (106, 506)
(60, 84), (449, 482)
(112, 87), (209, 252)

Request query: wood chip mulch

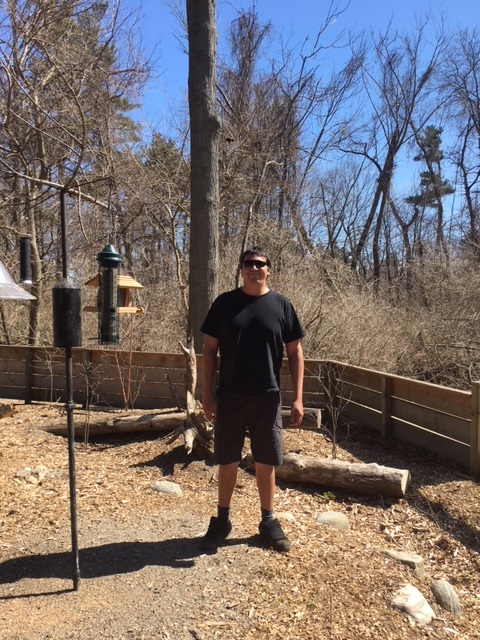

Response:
(0, 401), (479, 640)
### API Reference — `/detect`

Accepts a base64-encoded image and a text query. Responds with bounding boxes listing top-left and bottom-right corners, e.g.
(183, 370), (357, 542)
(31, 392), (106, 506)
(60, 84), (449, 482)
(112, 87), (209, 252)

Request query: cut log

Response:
(244, 451), (411, 498)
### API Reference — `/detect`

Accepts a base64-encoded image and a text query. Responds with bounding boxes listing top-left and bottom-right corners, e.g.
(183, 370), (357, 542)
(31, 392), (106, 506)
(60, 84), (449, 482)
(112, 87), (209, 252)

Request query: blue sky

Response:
(127, 0), (477, 134)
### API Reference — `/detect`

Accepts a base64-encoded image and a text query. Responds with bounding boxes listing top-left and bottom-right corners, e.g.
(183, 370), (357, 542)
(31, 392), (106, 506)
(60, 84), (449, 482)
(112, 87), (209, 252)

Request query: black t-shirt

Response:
(201, 288), (305, 393)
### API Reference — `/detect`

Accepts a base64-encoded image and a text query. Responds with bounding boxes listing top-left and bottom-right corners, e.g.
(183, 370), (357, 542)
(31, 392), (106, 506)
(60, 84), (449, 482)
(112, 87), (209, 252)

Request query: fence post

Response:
(470, 381), (480, 479)
(82, 348), (92, 409)
(381, 375), (392, 440)
(323, 362), (334, 427)
(24, 346), (33, 404)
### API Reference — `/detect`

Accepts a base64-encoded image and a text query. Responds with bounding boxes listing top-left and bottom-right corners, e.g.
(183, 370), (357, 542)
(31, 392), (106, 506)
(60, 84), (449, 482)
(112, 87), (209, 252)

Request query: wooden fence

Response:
(324, 361), (477, 476)
(0, 345), (323, 410)
(0, 345), (478, 477)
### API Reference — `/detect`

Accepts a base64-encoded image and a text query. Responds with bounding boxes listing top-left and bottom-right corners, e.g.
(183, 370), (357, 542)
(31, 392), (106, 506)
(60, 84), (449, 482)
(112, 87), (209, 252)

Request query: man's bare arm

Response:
(202, 335), (219, 420)
(286, 340), (304, 427)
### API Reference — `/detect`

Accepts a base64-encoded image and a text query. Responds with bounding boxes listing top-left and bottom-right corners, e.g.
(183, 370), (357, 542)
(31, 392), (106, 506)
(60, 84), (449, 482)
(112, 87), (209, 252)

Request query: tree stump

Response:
(166, 335), (214, 458)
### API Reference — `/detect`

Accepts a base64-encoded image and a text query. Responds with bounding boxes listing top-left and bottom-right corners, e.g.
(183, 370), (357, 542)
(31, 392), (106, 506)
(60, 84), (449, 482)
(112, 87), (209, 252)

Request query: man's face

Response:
(241, 253), (270, 285)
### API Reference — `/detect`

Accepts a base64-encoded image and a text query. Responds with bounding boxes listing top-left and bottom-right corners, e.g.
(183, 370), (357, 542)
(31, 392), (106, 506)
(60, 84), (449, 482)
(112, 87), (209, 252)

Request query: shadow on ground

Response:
(0, 534), (255, 595)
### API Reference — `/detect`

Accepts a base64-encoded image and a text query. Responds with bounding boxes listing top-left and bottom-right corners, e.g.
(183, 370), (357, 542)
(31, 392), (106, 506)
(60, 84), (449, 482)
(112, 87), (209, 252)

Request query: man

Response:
(200, 247), (304, 553)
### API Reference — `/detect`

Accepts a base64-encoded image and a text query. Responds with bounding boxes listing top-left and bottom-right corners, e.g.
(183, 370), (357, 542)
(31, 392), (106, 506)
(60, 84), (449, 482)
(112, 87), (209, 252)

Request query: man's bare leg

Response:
(200, 462), (238, 553)
(255, 462), (275, 510)
(255, 462), (290, 552)
(218, 461), (239, 507)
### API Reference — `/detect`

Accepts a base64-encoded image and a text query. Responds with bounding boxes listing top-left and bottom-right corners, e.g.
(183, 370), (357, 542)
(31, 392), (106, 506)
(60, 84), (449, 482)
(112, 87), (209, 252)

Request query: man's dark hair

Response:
(239, 246), (271, 267)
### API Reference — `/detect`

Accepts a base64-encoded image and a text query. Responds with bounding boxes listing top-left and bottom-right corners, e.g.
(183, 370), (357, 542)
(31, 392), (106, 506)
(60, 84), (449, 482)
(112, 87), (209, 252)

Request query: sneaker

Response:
(258, 518), (291, 552)
(199, 516), (232, 554)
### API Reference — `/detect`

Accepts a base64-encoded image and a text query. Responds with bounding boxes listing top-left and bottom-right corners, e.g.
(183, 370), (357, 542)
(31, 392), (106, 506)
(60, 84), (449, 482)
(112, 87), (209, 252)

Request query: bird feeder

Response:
(84, 244), (144, 345)
(19, 235), (33, 285)
(0, 259), (35, 301)
(52, 277), (82, 348)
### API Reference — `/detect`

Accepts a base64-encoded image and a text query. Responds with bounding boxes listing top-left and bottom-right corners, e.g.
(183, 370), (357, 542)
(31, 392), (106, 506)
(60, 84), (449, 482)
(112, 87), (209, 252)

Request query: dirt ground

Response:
(0, 400), (479, 640)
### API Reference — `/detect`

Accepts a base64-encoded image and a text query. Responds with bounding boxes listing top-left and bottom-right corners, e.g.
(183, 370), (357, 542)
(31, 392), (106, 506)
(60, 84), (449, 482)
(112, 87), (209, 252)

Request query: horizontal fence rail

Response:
(0, 346), (478, 477)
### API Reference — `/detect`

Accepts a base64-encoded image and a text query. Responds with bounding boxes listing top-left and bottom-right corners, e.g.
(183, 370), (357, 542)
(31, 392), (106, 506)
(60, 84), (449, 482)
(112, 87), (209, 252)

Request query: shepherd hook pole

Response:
(60, 190), (81, 590)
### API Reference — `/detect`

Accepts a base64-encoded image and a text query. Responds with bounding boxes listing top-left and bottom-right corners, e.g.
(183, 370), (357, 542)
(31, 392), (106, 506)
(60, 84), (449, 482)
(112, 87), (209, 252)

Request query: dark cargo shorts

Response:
(214, 388), (283, 466)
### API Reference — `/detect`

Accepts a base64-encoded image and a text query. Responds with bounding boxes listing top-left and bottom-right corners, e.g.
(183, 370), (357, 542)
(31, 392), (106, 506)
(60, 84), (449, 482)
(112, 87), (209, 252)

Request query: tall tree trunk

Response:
(186, 0), (221, 349)
(389, 199), (418, 294)
(351, 134), (398, 274)
(372, 191), (387, 290)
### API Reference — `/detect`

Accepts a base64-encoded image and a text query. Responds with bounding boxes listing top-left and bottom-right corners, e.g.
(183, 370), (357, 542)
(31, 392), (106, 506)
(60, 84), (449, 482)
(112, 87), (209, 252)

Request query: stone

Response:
(32, 465), (49, 482)
(392, 584), (435, 627)
(277, 511), (296, 523)
(15, 467), (32, 479)
(315, 511), (349, 530)
(0, 403), (16, 418)
(383, 549), (425, 579)
(431, 580), (461, 616)
(151, 480), (183, 496)
(15, 464), (49, 485)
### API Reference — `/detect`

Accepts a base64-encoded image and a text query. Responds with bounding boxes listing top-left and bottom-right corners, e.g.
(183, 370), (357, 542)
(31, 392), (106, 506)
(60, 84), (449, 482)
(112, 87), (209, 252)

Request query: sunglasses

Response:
(242, 259), (268, 269)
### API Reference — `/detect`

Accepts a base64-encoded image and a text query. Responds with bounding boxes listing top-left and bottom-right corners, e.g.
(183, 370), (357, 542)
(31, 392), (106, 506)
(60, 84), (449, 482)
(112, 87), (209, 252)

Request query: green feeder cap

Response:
(97, 244), (122, 268)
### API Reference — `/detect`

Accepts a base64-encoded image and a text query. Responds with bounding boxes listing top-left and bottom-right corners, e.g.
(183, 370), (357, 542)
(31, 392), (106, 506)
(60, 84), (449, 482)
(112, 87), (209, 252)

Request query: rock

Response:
(151, 480), (183, 496)
(15, 465), (49, 485)
(392, 584), (435, 627)
(277, 511), (296, 523)
(383, 549), (425, 578)
(15, 467), (32, 479)
(431, 580), (461, 616)
(32, 465), (49, 482)
(0, 403), (16, 418)
(315, 511), (349, 530)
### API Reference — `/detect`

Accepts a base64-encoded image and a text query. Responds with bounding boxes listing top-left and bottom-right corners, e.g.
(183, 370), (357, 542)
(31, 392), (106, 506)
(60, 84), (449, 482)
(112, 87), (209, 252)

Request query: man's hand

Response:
(290, 398), (303, 427)
(202, 395), (217, 422)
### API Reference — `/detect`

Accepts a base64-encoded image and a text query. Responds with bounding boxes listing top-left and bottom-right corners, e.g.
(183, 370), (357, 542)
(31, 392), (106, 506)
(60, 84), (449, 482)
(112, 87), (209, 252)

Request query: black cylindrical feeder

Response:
(19, 235), (32, 285)
(97, 244), (122, 345)
(52, 279), (82, 348)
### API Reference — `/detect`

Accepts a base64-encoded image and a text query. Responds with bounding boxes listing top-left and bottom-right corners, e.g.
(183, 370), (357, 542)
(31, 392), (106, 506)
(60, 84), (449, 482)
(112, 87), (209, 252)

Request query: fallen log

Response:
(39, 409), (184, 437)
(244, 451), (411, 498)
(111, 412), (184, 434)
(42, 408), (320, 438)
(111, 407), (319, 434)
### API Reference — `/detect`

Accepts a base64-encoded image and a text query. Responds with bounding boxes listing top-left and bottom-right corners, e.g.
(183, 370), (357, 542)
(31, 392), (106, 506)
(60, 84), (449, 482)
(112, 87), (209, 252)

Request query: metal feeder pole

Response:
(59, 190), (81, 590)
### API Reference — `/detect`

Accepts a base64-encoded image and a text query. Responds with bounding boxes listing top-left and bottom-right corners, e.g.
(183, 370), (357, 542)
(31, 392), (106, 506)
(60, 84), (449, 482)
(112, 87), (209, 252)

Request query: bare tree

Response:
(341, 20), (448, 283)
(216, 4), (362, 265)
(442, 28), (480, 260)
(0, 0), (148, 343)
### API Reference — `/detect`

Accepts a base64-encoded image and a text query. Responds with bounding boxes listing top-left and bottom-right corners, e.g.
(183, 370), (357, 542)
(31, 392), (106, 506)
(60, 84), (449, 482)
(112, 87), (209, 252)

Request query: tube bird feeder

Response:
(97, 244), (122, 345)
(84, 247), (144, 345)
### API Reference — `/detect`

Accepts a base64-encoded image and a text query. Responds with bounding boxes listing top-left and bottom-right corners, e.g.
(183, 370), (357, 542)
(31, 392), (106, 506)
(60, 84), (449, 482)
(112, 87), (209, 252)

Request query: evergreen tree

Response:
(405, 125), (454, 258)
